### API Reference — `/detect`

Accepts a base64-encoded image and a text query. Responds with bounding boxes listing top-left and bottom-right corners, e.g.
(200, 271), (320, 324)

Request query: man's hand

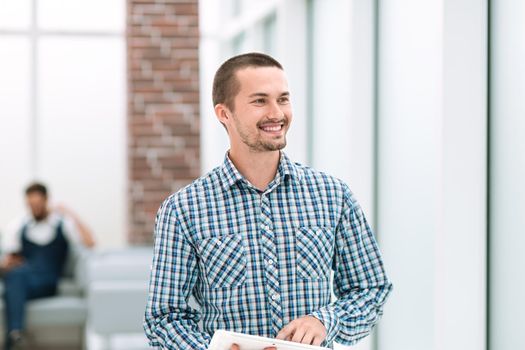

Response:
(0, 254), (25, 272)
(54, 203), (73, 217)
(276, 315), (327, 346)
(230, 344), (276, 350)
(54, 203), (96, 248)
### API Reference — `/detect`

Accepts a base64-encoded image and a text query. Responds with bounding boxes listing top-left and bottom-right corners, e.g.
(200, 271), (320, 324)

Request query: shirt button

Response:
(216, 240), (222, 246)
(267, 259), (274, 266)
(271, 293), (278, 301)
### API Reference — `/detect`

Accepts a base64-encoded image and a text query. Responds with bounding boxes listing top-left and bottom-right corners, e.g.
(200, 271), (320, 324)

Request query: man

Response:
(1, 182), (95, 349)
(144, 53), (392, 349)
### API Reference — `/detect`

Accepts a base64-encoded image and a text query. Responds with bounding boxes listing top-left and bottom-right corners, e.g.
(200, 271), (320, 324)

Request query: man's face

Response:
(26, 192), (48, 221)
(225, 66), (292, 153)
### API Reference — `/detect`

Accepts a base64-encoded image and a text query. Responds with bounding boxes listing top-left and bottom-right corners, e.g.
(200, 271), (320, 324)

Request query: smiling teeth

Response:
(262, 125), (282, 131)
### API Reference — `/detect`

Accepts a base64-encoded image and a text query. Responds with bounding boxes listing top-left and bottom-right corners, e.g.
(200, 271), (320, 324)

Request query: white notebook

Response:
(208, 330), (331, 350)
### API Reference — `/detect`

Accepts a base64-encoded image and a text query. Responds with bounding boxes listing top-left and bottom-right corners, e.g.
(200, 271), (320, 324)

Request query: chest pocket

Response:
(197, 234), (247, 288)
(296, 227), (334, 280)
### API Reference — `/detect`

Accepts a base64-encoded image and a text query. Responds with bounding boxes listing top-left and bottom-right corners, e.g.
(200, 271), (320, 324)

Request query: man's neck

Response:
(228, 148), (281, 191)
(33, 209), (49, 222)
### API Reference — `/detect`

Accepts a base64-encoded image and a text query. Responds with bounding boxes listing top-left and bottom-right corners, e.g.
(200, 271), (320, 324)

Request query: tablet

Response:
(208, 330), (331, 350)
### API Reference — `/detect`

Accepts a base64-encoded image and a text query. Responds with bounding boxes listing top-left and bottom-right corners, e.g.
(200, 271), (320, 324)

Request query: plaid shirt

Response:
(144, 152), (392, 349)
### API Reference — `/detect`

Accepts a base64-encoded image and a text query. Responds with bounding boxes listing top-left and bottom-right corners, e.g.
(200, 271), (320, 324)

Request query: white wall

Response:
(377, 1), (487, 349)
(439, 1), (487, 348)
(377, 1), (443, 347)
(199, 0), (234, 173)
(37, 36), (126, 248)
(490, 1), (525, 349)
(0, 36), (32, 223)
(310, 0), (375, 214)
(309, 3), (375, 347)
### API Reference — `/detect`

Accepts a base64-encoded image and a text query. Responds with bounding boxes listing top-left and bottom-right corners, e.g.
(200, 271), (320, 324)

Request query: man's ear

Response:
(214, 103), (231, 126)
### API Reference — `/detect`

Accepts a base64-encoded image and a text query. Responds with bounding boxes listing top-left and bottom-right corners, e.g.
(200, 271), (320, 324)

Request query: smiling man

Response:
(144, 52), (392, 350)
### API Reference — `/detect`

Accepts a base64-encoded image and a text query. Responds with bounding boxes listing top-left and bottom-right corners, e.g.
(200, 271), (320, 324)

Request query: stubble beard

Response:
(251, 138), (286, 152)
(32, 208), (49, 222)
(235, 117), (288, 152)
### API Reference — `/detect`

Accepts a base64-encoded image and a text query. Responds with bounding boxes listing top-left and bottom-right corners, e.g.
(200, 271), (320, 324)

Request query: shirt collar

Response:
(219, 151), (302, 191)
(26, 212), (60, 227)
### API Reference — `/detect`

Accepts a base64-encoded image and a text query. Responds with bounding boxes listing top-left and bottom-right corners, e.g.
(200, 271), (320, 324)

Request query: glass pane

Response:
(232, 0), (241, 17)
(490, 1), (525, 349)
(38, 0), (125, 32)
(0, 0), (31, 30)
(231, 32), (246, 54)
(0, 37), (32, 225)
(263, 12), (277, 55)
(38, 37), (126, 247)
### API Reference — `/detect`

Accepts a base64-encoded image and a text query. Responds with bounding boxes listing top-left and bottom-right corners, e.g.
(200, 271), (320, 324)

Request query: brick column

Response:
(127, 0), (200, 244)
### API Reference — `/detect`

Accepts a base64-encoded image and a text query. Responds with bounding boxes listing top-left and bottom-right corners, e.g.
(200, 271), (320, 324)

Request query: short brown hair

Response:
(212, 52), (283, 111)
(25, 182), (48, 197)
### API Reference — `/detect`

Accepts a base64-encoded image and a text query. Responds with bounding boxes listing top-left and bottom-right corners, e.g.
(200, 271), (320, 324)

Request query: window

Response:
(0, 1), (126, 247)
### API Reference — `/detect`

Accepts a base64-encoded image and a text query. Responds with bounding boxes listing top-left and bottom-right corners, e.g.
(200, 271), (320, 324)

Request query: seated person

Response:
(0, 182), (95, 349)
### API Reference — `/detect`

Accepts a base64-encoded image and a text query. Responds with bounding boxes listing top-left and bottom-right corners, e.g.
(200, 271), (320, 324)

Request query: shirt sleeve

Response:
(60, 214), (81, 246)
(1, 215), (25, 255)
(143, 197), (211, 350)
(310, 186), (393, 346)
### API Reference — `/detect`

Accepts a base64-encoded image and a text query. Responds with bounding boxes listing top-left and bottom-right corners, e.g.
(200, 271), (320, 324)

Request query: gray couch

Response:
(84, 247), (151, 350)
(0, 246), (152, 349)
(0, 246), (90, 346)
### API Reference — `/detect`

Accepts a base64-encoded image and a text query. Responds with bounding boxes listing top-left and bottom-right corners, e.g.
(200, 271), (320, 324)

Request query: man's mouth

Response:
(260, 124), (283, 132)
(258, 121), (286, 133)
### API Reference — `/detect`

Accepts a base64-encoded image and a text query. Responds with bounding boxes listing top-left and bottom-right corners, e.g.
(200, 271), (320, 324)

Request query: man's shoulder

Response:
(159, 166), (224, 210)
(1, 215), (27, 253)
(5, 214), (30, 232)
(291, 162), (360, 212)
(48, 212), (66, 226)
(293, 161), (350, 193)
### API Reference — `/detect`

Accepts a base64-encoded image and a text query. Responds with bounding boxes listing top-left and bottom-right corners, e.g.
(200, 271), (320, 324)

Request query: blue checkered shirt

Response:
(144, 152), (392, 349)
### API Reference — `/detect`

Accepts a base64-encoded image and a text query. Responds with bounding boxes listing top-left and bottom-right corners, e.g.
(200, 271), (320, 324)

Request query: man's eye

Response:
(253, 99), (265, 104)
(278, 97), (290, 104)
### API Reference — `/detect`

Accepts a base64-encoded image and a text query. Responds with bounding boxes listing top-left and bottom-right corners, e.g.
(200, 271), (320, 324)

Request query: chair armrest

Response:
(87, 280), (149, 334)
(73, 246), (93, 290)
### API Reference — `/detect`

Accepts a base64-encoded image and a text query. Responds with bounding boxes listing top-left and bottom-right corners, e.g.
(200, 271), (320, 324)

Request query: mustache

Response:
(257, 118), (288, 128)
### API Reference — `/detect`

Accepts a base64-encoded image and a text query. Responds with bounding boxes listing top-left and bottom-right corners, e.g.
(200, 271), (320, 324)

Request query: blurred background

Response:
(0, 0), (524, 349)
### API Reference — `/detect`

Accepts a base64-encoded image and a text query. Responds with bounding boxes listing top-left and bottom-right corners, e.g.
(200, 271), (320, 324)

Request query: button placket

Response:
(259, 193), (283, 333)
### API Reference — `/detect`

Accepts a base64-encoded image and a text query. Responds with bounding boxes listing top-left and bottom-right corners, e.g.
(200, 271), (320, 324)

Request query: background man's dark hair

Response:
(25, 182), (48, 197)
(212, 52), (283, 111)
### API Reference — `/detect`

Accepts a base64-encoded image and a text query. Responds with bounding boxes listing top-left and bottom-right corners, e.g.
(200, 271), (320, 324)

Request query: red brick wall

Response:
(127, 0), (200, 244)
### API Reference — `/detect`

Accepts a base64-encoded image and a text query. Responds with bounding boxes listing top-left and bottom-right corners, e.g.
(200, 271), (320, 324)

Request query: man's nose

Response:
(268, 101), (285, 119)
